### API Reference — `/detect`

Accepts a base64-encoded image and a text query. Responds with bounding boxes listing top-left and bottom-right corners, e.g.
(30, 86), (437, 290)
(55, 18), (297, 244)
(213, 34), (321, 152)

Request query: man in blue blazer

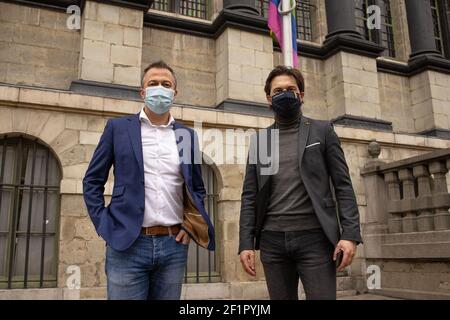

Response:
(83, 61), (215, 300)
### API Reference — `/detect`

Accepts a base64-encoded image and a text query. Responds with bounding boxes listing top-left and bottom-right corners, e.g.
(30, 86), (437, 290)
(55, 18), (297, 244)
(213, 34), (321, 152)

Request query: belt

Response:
(141, 225), (181, 236)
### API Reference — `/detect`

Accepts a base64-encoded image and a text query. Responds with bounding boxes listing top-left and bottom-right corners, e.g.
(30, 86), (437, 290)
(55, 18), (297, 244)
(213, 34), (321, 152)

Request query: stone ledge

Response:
(1, 84), (450, 149)
(364, 230), (450, 259)
(0, 288), (79, 300)
(370, 287), (450, 300)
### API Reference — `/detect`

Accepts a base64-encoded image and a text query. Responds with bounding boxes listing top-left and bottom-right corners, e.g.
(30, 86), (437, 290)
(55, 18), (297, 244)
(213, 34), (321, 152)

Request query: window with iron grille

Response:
(430, 0), (450, 58)
(151, 0), (208, 20)
(355, 0), (396, 58)
(256, 0), (313, 41)
(184, 163), (219, 283)
(0, 136), (61, 289)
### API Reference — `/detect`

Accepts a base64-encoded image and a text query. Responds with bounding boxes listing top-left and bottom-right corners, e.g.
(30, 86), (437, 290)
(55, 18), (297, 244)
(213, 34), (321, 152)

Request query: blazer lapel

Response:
(298, 115), (311, 172)
(127, 113), (144, 175)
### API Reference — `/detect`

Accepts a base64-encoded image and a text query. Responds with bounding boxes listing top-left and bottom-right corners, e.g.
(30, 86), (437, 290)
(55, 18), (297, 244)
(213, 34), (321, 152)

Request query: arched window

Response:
(355, 0), (396, 58)
(0, 135), (61, 289)
(256, 0), (313, 41)
(151, 0), (208, 20)
(184, 163), (219, 283)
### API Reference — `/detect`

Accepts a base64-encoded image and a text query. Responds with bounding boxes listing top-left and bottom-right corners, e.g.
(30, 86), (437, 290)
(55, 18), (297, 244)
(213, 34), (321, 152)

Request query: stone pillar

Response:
(216, 27), (274, 114)
(403, 1), (450, 138)
(399, 168), (417, 233)
(324, 51), (388, 127)
(324, 0), (361, 39)
(322, 0), (390, 130)
(362, 140), (389, 235)
(413, 164), (434, 232)
(430, 160), (450, 230)
(404, 0), (440, 59)
(214, 1), (272, 114)
(410, 70), (450, 138)
(78, 1), (145, 87)
(223, 0), (259, 15)
(384, 172), (402, 233)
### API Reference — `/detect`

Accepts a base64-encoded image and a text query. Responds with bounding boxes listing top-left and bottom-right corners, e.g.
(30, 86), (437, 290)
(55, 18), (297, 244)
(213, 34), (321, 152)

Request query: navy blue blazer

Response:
(82, 113), (215, 252)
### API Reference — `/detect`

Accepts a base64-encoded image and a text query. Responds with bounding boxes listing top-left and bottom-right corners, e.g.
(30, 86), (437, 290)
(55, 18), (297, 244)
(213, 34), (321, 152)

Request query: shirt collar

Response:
(139, 107), (175, 128)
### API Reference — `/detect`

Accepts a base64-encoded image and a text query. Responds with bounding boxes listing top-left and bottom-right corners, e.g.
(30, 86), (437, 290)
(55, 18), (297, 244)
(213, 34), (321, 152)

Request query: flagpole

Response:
(281, 0), (294, 67)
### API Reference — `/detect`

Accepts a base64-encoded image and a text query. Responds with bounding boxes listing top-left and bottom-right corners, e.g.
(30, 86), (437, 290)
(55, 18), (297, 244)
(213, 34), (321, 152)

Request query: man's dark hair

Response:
(264, 65), (305, 96)
(141, 60), (177, 88)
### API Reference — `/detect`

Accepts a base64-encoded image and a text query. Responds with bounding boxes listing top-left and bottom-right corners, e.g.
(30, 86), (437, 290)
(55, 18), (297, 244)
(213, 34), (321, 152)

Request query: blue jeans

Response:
(105, 234), (189, 300)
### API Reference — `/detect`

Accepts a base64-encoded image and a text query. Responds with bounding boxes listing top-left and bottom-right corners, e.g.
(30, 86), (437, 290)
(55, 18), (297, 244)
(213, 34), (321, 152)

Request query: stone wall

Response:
(410, 70), (450, 133)
(79, 1), (144, 86)
(366, 259), (450, 299)
(216, 28), (273, 105)
(0, 2), (80, 89)
(142, 28), (216, 107)
(378, 72), (415, 133)
(274, 51), (328, 120)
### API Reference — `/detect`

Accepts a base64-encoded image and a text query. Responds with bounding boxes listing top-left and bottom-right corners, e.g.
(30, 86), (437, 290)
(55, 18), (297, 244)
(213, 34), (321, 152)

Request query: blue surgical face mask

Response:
(144, 85), (175, 115)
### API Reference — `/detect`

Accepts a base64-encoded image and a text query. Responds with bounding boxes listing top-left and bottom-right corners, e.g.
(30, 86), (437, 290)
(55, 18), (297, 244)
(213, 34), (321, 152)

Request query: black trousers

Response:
(260, 228), (336, 300)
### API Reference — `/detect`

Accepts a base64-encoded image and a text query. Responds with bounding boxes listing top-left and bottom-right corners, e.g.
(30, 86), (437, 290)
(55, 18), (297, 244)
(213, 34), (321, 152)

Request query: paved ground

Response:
(338, 294), (400, 300)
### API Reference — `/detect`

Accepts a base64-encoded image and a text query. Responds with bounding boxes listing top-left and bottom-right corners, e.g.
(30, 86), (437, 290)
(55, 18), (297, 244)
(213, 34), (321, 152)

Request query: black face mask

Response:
(270, 90), (302, 121)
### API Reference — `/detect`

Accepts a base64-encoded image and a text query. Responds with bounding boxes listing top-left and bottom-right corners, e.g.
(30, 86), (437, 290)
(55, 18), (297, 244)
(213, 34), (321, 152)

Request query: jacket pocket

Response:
(323, 197), (336, 208)
(112, 185), (125, 198)
(305, 142), (321, 149)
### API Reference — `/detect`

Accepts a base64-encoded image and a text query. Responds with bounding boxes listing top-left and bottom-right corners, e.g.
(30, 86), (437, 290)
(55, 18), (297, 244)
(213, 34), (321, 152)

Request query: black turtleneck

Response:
(264, 113), (321, 232)
(274, 107), (301, 128)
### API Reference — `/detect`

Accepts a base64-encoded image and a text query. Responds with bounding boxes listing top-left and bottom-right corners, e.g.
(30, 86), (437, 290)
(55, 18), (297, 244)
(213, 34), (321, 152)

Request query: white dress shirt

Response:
(139, 108), (184, 227)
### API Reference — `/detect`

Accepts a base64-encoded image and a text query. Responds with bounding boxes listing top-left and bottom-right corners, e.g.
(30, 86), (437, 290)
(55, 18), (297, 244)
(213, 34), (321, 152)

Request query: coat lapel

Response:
(298, 115), (311, 172)
(256, 116), (310, 190)
(127, 113), (144, 175)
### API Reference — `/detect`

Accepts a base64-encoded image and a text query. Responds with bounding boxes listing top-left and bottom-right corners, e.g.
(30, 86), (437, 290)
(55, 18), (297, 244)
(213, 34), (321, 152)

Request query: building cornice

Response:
(3, 0), (84, 11)
(145, 9), (450, 76)
(3, 0), (153, 12)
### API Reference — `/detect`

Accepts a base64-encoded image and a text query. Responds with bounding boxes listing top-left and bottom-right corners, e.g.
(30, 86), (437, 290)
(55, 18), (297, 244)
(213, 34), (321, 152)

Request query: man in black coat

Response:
(239, 65), (362, 300)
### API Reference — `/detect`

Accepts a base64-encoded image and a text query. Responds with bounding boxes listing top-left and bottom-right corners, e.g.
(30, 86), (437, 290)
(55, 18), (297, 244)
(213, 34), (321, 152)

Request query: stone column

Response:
(77, 1), (145, 87)
(324, 0), (361, 39)
(223, 0), (259, 15)
(404, 0), (440, 59)
(430, 160), (450, 230)
(361, 140), (389, 235)
(322, 0), (390, 130)
(399, 168), (417, 233)
(384, 172), (402, 233)
(413, 164), (434, 232)
(215, 27), (274, 114)
(404, 1), (450, 138)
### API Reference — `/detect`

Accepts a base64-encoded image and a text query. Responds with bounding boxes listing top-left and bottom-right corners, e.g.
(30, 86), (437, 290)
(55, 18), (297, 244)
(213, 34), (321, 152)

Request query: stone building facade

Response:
(0, 0), (450, 299)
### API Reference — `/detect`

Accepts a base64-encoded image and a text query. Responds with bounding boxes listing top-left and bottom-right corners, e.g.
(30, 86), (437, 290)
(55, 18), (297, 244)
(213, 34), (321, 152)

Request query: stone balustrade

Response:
(362, 146), (450, 234)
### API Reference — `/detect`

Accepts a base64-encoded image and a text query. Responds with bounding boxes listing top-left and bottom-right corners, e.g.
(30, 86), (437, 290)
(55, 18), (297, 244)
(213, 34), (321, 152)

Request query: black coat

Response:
(239, 115), (363, 253)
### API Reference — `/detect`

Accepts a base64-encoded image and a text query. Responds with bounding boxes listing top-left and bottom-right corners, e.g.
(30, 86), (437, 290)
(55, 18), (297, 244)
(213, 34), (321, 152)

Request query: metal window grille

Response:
(151, 0), (208, 20)
(256, 0), (313, 41)
(355, 0), (396, 57)
(184, 164), (219, 283)
(0, 135), (61, 289)
(431, 0), (445, 56)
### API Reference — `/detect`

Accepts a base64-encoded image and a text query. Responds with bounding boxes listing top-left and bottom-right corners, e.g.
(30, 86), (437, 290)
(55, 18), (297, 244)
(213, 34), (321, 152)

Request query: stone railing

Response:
(360, 142), (450, 299)
(361, 142), (450, 235)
